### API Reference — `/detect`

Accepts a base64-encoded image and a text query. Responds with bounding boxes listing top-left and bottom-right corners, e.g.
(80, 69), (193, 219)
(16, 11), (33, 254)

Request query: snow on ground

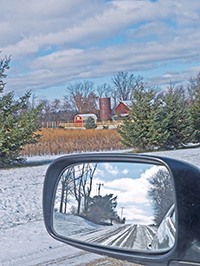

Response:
(54, 213), (155, 250)
(0, 147), (200, 265)
(0, 163), (103, 266)
(144, 147), (200, 168)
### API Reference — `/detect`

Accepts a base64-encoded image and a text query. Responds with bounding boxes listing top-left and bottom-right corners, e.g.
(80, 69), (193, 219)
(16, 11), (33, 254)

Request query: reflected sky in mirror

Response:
(93, 162), (156, 224)
(53, 162), (175, 251)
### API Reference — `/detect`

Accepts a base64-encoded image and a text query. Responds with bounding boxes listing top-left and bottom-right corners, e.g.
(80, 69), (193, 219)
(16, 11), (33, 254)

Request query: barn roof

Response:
(119, 100), (132, 108)
(75, 114), (97, 121)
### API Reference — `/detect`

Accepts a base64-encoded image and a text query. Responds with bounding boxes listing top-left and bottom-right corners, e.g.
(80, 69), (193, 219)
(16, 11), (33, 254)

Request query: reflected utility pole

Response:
(96, 183), (104, 196)
(121, 207), (124, 219)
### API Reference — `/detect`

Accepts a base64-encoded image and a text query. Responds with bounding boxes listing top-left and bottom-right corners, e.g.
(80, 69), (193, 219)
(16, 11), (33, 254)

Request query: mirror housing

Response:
(43, 153), (200, 266)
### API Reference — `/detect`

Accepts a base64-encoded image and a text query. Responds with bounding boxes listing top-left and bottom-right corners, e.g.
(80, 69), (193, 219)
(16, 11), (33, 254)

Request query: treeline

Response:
(35, 72), (200, 151)
(1, 52), (200, 166)
(34, 72), (145, 122)
(118, 80), (200, 150)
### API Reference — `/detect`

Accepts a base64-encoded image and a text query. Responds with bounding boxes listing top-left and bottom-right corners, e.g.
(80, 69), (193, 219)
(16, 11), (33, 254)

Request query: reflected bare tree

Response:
(59, 163), (97, 215)
(73, 163), (98, 215)
(148, 167), (174, 226)
(82, 164), (97, 213)
(60, 167), (74, 213)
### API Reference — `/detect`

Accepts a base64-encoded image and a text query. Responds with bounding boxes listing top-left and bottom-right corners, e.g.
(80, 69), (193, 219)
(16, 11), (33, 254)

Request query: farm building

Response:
(99, 97), (112, 122)
(115, 100), (132, 116)
(74, 114), (97, 127)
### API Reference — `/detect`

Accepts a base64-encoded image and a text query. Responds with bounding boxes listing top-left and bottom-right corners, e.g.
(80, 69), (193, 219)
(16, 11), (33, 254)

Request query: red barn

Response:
(115, 101), (132, 116)
(74, 114), (97, 127)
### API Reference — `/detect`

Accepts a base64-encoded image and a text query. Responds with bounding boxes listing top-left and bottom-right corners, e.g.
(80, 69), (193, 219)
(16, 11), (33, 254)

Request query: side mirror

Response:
(43, 153), (200, 266)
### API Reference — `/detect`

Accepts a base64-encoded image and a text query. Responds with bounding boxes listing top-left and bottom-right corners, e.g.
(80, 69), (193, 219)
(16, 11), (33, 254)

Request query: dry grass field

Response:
(21, 128), (126, 156)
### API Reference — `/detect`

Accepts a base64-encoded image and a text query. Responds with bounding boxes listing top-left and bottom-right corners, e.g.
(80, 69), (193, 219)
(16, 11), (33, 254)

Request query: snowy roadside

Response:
(0, 162), (103, 266)
(0, 147), (199, 265)
(25, 146), (200, 168)
(144, 147), (200, 168)
(25, 148), (134, 164)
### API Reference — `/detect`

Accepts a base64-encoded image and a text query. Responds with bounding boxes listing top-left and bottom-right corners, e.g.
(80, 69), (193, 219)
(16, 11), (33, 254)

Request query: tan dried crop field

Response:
(21, 128), (126, 156)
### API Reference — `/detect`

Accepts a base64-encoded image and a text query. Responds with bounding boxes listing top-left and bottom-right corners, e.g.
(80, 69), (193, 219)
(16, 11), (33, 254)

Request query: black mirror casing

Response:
(43, 153), (200, 266)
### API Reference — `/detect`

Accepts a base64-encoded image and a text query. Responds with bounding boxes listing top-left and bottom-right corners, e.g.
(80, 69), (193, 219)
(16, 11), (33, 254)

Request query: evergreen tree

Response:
(85, 116), (97, 129)
(118, 83), (169, 150)
(0, 55), (43, 166)
(188, 73), (200, 143)
(87, 194), (117, 224)
(159, 84), (193, 149)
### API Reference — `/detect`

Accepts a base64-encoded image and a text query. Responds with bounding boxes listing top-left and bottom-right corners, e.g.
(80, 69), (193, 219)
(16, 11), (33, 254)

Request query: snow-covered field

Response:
(0, 147), (200, 266)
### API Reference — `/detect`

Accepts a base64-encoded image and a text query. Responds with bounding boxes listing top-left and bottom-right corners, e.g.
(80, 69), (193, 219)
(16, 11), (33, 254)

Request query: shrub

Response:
(85, 116), (97, 129)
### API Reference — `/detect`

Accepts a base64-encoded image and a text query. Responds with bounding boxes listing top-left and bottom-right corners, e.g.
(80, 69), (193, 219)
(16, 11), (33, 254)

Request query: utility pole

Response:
(96, 183), (104, 196)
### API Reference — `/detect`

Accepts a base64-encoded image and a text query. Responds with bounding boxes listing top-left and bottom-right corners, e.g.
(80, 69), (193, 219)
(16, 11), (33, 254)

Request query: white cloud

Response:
(122, 169), (129, 175)
(104, 163), (119, 175)
(1, 0), (200, 95)
(1, 0), (192, 56)
(0, 0), (106, 47)
(123, 206), (154, 224)
(102, 165), (168, 203)
(148, 66), (200, 87)
(95, 169), (106, 178)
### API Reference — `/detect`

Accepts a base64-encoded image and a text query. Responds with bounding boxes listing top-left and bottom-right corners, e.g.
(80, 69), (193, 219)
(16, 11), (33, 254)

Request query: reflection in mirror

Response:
(53, 162), (175, 251)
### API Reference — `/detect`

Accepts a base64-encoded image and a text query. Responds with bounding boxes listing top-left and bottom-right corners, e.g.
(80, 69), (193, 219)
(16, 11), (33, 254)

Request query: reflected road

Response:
(85, 224), (156, 249)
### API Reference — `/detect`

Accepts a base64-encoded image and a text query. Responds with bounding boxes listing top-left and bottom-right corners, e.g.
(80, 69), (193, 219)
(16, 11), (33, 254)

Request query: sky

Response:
(1, 0), (200, 101)
(92, 163), (169, 224)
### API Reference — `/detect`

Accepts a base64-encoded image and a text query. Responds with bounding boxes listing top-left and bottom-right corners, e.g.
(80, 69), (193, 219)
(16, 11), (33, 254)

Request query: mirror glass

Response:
(53, 161), (175, 251)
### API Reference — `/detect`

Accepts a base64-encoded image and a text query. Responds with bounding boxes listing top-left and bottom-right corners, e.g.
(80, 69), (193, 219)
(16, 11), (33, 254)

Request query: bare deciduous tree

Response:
(111, 71), (142, 105)
(97, 83), (112, 98)
(187, 73), (200, 104)
(64, 81), (98, 114)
